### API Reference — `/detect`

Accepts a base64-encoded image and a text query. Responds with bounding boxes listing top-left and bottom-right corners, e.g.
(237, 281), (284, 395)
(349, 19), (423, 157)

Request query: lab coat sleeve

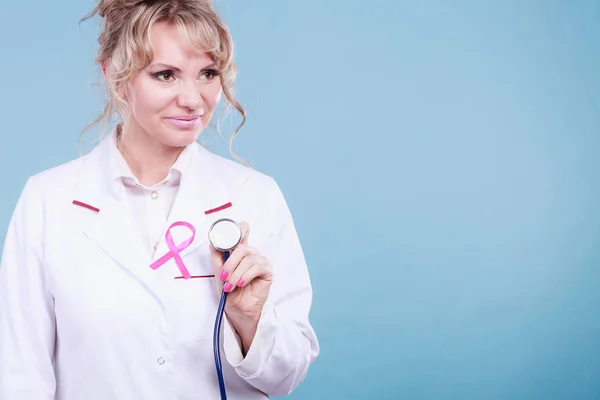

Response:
(0, 177), (56, 399)
(223, 178), (319, 396)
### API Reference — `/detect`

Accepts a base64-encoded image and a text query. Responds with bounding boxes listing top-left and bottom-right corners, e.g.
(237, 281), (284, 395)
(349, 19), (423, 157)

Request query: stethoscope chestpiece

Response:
(208, 218), (242, 253)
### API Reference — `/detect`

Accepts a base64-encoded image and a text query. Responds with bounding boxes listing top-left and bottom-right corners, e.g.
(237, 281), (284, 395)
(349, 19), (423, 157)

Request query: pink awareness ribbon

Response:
(150, 221), (195, 279)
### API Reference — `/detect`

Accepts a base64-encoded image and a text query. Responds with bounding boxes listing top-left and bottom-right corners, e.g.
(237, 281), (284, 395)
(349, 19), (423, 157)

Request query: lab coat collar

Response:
(107, 127), (192, 195)
(72, 130), (233, 286)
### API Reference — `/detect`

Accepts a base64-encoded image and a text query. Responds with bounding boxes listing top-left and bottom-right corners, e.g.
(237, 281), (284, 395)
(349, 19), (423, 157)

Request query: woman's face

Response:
(122, 21), (222, 147)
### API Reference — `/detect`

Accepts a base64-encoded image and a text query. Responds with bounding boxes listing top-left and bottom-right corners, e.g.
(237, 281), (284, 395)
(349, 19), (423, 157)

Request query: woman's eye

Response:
(200, 69), (220, 81)
(154, 71), (175, 82)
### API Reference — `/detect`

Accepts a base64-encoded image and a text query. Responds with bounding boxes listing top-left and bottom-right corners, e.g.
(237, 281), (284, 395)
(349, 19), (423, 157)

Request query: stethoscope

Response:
(208, 218), (243, 400)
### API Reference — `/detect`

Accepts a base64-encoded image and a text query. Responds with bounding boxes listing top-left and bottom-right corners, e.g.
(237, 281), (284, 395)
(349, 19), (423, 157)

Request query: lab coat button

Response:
(157, 357), (165, 365)
(151, 191), (159, 200)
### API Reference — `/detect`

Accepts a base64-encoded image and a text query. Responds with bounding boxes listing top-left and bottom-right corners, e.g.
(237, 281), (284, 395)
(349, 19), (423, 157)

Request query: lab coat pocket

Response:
(167, 247), (220, 342)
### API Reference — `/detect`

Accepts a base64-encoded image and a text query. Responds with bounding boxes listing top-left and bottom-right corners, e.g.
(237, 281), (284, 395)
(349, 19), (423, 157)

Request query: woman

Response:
(0, 0), (319, 399)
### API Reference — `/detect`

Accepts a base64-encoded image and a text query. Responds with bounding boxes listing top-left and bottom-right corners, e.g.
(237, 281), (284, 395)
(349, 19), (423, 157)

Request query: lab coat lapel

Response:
(74, 136), (153, 286)
(151, 144), (233, 278)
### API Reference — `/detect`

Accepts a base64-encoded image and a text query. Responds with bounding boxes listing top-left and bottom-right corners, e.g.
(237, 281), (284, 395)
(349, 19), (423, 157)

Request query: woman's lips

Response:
(164, 115), (202, 129)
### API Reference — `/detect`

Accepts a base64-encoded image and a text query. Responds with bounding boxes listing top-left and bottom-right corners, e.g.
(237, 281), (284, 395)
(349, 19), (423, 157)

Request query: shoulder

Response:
(197, 147), (298, 241)
(199, 145), (284, 201)
(11, 151), (95, 223)
(7, 156), (87, 234)
(15, 156), (88, 214)
(21, 135), (110, 203)
(27, 157), (86, 194)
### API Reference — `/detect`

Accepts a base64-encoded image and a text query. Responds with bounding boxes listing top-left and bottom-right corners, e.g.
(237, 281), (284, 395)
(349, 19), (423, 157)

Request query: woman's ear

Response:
(103, 61), (128, 102)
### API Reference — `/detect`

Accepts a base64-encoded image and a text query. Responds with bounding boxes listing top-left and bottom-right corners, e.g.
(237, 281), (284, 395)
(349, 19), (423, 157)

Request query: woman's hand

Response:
(209, 222), (273, 352)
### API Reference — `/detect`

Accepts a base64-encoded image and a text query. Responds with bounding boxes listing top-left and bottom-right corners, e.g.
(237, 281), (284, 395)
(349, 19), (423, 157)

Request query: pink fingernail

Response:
(220, 270), (228, 281)
(224, 281), (233, 292)
(237, 279), (245, 287)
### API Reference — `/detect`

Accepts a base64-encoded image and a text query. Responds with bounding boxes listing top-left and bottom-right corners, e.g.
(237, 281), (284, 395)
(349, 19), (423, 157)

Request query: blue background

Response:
(1, 1), (599, 399)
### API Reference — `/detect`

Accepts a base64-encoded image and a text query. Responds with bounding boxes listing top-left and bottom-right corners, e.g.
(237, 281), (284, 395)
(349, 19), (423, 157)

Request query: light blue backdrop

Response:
(1, 1), (599, 399)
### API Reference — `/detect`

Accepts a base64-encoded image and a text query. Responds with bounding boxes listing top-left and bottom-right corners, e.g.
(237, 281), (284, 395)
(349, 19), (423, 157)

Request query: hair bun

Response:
(96, 0), (119, 18)
(93, 0), (160, 18)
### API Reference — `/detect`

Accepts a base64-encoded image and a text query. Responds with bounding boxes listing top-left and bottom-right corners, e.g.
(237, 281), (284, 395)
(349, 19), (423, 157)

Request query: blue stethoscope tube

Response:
(213, 250), (230, 400)
(209, 218), (242, 400)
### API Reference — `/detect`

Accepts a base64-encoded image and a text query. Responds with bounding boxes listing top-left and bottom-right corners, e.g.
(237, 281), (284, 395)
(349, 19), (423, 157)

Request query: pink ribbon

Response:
(150, 221), (195, 279)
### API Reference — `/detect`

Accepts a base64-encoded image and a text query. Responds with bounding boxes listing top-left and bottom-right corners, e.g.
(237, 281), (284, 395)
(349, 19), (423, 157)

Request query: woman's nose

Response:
(177, 81), (203, 110)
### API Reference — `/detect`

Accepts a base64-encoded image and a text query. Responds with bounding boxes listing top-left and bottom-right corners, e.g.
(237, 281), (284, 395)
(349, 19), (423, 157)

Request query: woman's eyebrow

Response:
(148, 62), (218, 72)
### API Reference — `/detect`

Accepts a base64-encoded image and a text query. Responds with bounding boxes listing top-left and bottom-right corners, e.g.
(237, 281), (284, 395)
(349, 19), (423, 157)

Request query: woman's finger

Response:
(235, 260), (273, 290)
(219, 243), (256, 282)
(238, 221), (250, 245)
(224, 254), (265, 293)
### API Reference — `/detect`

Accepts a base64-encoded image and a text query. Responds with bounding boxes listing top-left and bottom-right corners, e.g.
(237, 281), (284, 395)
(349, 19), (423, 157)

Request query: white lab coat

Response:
(0, 133), (319, 399)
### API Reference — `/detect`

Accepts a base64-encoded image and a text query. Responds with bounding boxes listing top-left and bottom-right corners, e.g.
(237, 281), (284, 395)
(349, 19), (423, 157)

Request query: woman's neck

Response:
(116, 125), (184, 186)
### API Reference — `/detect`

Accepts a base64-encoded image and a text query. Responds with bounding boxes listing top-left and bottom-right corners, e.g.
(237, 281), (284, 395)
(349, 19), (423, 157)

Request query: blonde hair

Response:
(80, 0), (246, 160)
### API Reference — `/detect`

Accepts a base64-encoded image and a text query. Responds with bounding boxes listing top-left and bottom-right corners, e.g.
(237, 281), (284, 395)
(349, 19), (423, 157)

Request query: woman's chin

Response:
(161, 126), (204, 147)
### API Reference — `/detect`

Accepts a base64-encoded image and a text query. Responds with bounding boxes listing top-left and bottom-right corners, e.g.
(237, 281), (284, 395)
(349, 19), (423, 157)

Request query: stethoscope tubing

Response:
(210, 218), (242, 400)
(213, 251), (230, 400)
